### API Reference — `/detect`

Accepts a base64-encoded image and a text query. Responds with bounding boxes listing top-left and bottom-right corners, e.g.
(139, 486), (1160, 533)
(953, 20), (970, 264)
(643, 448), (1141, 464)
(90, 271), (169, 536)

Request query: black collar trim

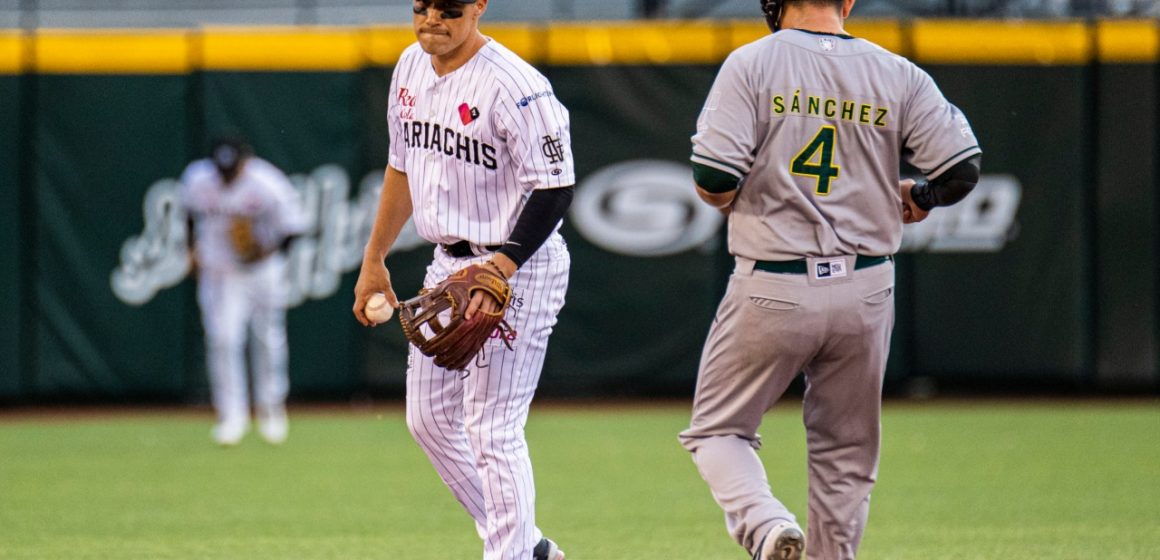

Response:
(786, 28), (855, 40)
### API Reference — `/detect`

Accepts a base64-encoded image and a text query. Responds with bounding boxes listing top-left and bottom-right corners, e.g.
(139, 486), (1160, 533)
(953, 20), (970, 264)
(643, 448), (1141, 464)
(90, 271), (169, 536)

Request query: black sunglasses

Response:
(412, 1), (469, 19)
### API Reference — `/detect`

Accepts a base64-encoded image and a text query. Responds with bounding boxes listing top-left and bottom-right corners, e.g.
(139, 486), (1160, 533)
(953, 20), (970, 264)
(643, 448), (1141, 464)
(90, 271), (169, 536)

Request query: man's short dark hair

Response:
(787, 0), (844, 10)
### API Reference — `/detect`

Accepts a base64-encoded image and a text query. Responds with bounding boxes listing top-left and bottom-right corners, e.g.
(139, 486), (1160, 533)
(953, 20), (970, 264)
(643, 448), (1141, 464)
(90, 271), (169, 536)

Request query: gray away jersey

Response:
(691, 29), (981, 260)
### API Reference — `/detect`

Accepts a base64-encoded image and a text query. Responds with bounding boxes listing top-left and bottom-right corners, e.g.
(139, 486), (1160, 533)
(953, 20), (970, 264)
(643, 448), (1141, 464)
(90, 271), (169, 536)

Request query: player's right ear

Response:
(841, 0), (856, 18)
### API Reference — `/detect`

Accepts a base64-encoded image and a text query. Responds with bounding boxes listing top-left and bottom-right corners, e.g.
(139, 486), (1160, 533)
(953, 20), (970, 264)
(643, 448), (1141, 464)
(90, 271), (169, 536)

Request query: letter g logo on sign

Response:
(570, 160), (724, 257)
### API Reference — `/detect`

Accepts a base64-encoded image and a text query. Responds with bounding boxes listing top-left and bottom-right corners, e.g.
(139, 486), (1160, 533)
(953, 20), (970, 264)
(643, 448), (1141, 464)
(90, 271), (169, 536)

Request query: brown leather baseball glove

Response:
(398, 264), (516, 371)
(228, 216), (263, 263)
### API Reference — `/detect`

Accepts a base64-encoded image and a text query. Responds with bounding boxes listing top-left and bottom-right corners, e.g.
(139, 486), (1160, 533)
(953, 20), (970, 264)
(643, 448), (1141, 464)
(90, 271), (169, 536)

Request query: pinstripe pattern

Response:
(388, 36), (574, 560)
(388, 40), (574, 248)
(406, 235), (569, 560)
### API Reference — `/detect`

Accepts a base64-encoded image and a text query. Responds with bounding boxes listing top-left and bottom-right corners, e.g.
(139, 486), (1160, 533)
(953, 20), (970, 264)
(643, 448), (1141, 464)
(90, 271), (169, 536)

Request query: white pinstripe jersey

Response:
(388, 39), (575, 247)
(179, 157), (308, 273)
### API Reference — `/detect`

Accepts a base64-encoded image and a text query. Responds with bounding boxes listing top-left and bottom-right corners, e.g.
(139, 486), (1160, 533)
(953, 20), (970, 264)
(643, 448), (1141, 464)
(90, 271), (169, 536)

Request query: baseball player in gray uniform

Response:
(180, 136), (309, 446)
(679, 1), (982, 558)
(352, 1), (572, 559)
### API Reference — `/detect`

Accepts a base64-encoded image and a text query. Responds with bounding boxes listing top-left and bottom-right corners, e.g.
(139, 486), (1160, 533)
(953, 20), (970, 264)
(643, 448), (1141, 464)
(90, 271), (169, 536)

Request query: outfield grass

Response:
(0, 401), (1157, 559)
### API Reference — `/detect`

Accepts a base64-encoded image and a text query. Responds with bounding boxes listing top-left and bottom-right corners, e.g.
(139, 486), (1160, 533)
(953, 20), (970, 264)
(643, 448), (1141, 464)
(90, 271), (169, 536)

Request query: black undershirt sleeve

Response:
(911, 155), (981, 211)
(496, 186), (575, 268)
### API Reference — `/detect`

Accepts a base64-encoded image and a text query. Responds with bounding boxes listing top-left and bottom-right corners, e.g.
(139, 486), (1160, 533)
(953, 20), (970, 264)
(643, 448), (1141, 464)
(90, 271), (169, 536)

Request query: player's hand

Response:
(187, 246), (200, 277)
(899, 179), (930, 224)
(466, 290), (502, 321)
(353, 256), (399, 327)
(465, 256), (515, 320)
(696, 186), (736, 215)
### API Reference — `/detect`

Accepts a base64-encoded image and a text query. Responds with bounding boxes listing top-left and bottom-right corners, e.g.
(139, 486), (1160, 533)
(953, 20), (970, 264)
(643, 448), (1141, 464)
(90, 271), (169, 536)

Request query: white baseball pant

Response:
(196, 257), (290, 428)
(405, 234), (569, 560)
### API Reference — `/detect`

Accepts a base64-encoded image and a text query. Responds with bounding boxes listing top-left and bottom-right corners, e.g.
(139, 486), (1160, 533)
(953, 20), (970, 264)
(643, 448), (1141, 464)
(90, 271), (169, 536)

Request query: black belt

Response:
(441, 240), (502, 258)
(754, 255), (892, 275)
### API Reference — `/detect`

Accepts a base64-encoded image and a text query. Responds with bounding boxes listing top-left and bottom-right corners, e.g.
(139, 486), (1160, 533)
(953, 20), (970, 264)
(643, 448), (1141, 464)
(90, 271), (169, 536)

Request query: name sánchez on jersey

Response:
(771, 89), (889, 128)
(402, 120), (498, 170)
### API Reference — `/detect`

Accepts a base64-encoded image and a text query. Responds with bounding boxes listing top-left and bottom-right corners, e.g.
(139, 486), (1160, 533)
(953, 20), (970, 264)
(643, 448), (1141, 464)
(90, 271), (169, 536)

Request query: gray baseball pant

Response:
(679, 256), (894, 560)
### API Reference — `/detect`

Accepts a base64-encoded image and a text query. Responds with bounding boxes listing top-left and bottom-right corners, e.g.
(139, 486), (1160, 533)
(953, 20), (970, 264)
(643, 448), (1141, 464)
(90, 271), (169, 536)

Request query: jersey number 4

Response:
(791, 125), (840, 195)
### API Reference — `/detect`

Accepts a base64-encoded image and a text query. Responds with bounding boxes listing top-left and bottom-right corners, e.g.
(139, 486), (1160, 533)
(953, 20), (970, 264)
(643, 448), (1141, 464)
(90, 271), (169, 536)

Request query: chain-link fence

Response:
(1, 0), (1157, 29)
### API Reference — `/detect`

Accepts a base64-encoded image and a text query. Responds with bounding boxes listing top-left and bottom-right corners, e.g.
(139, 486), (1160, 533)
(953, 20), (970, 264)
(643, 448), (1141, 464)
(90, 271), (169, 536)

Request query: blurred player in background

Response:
(679, 0), (981, 558)
(180, 136), (309, 446)
(352, 0), (573, 558)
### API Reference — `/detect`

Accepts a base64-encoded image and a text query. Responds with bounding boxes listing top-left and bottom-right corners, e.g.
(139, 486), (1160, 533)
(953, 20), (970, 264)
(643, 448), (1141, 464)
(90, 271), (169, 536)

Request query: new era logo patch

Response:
(815, 259), (847, 279)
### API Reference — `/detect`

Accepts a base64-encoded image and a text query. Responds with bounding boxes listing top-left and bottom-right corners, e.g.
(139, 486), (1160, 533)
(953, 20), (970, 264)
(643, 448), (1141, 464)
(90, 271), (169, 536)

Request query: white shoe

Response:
(212, 419), (249, 446)
(257, 406), (288, 445)
(755, 521), (804, 560)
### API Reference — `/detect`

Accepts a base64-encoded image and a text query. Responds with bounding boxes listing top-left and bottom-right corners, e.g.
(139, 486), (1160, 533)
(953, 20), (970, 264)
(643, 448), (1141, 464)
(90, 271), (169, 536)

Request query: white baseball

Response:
(364, 292), (394, 323)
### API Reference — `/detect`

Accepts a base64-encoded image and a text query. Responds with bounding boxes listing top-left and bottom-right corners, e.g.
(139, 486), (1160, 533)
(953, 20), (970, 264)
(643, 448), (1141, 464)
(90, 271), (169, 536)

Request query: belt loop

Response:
(734, 256), (756, 276)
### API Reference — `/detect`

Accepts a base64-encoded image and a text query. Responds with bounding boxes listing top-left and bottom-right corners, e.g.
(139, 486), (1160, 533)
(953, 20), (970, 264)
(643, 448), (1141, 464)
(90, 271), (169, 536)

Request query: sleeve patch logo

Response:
(516, 90), (553, 109)
(541, 135), (566, 164)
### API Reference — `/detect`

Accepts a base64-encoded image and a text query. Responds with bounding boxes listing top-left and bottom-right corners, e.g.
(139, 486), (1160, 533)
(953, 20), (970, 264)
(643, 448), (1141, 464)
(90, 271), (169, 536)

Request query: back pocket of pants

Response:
(749, 296), (799, 311)
(860, 286), (893, 305)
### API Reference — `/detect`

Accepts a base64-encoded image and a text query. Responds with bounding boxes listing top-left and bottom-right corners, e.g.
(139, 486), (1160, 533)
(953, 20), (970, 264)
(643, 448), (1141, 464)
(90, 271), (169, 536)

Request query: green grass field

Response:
(1, 401), (1158, 559)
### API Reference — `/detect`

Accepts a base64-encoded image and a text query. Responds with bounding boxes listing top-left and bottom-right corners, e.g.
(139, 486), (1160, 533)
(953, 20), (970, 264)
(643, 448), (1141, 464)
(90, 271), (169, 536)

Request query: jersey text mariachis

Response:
(401, 119), (498, 170)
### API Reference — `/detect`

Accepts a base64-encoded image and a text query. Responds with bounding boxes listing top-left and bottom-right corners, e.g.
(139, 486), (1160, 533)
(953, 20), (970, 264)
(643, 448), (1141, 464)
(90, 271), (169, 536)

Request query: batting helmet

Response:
(761, 0), (783, 33)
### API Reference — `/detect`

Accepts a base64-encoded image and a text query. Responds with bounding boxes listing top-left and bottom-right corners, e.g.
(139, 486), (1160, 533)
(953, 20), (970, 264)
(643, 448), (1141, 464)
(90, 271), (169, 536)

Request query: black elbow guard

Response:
(912, 155), (981, 211)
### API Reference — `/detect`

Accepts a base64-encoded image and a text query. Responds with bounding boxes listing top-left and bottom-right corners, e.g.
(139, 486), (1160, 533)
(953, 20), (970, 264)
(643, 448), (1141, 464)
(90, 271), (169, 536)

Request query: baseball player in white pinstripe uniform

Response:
(180, 137), (309, 446)
(353, 2), (572, 559)
(680, 0), (981, 559)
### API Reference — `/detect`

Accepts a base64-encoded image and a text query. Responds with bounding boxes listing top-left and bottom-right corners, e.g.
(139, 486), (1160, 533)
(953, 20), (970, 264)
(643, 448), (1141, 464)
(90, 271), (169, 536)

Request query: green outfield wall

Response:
(912, 65), (1094, 382)
(0, 20), (1157, 402)
(1094, 60), (1159, 389)
(31, 75), (193, 398)
(0, 71), (20, 398)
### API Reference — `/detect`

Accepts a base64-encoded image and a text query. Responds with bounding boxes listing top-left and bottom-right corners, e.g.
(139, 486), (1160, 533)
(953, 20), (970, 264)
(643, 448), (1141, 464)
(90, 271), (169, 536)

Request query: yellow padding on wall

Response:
(200, 26), (362, 71)
(36, 29), (189, 74)
(547, 22), (721, 65)
(727, 20), (903, 55)
(364, 26), (414, 67)
(912, 20), (1091, 65)
(1098, 20), (1159, 63)
(0, 32), (23, 74)
(846, 20), (905, 54)
(481, 24), (541, 62)
(1, 20), (1157, 74)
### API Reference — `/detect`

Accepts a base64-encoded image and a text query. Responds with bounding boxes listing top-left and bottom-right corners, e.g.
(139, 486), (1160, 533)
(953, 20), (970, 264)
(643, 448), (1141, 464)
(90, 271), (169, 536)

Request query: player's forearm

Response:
(696, 186), (737, 210)
(364, 166), (415, 260)
(911, 155), (981, 211)
(692, 161), (740, 210)
(495, 186), (574, 269)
